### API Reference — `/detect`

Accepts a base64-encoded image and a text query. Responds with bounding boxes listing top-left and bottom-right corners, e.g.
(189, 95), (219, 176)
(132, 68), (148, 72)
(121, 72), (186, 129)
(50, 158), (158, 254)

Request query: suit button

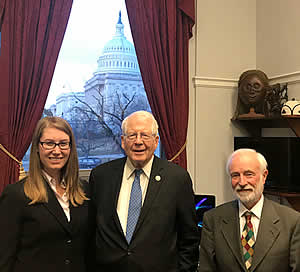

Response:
(127, 251), (131, 256)
(67, 239), (72, 244)
(65, 259), (71, 265)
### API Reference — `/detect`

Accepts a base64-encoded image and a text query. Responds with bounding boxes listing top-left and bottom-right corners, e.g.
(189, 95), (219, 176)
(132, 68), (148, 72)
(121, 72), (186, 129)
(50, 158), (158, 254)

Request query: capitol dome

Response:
(95, 11), (140, 75)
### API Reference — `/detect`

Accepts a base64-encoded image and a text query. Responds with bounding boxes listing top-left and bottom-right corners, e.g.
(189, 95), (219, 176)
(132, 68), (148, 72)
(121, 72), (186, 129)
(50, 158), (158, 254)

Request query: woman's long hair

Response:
(24, 116), (88, 206)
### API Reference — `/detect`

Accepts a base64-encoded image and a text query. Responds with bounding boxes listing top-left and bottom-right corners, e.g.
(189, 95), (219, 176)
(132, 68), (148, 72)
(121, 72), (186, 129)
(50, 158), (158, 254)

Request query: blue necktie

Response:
(126, 169), (143, 243)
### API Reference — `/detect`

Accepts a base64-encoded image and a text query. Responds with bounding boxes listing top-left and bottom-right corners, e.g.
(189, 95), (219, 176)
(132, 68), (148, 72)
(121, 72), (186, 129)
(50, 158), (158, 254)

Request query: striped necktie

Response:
(126, 169), (143, 243)
(241, 212), (255, 270)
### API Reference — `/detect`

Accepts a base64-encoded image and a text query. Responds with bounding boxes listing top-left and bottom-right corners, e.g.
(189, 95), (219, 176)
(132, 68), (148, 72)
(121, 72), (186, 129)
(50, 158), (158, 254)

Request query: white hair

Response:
(226, 148), (268, 175)
(121, 111), (159, 135)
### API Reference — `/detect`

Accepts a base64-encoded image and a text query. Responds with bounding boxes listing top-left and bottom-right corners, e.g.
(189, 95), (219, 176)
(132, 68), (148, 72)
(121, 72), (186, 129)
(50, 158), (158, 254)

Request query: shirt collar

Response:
(238, 194), (264, 219)
(124, 156), (154, 179)
(42, 170), (66, 189)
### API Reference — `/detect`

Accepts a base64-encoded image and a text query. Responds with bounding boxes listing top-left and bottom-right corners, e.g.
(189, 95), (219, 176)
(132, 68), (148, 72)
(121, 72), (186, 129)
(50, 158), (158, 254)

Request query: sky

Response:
(46, 0), (132, 107)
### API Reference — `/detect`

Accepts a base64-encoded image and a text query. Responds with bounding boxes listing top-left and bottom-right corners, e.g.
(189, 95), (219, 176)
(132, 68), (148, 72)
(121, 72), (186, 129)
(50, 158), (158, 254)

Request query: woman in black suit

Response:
(0, 117), (92, 272)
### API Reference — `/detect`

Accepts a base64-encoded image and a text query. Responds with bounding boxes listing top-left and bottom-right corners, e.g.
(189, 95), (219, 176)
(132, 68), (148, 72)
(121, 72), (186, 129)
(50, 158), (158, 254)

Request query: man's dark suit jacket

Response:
(89, 156), (200, 272)
(0, 178), (91, 272)
(198, 197), (300, 272)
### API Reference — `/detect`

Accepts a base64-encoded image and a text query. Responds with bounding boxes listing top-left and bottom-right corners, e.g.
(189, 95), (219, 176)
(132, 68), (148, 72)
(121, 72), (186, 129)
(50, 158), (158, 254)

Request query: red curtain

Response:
(0, 0), (73, 194)
(125, 0), (195, 169)
(0, 1), (4, 32)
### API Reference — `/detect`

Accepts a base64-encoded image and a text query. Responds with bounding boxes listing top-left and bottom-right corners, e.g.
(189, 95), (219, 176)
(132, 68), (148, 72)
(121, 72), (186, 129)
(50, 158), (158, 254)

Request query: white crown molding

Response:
(269, 71), (300, 85)
(193, 71), (300, 89)
(193, 76), (237, 89)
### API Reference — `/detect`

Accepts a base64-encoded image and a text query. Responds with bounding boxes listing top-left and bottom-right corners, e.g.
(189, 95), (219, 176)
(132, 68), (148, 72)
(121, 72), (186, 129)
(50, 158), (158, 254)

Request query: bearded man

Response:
(198, 148), (300, 272)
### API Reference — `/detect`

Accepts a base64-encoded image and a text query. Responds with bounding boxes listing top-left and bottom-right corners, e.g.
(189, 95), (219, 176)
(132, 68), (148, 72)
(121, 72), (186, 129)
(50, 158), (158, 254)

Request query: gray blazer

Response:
(198, 197), (300, 272)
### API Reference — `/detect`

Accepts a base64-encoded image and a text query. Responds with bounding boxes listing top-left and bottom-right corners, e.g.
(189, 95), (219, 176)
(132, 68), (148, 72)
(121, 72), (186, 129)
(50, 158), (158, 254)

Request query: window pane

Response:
(22, 0), (160, 171)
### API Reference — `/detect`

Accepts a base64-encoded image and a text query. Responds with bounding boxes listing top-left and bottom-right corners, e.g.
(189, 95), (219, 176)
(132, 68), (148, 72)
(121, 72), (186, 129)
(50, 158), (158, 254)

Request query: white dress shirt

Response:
(238, 195), (264, 240)
(43, 171), (70, 222)
(117, 156), (154, 234)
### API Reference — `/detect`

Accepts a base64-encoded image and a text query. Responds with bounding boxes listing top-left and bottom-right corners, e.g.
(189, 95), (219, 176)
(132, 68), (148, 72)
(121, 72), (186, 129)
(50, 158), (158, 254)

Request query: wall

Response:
(257, 0), (300, 76)
(188, 0), (257, 205)
(257, 0), (300, 107)
(187, 0), (300, 206)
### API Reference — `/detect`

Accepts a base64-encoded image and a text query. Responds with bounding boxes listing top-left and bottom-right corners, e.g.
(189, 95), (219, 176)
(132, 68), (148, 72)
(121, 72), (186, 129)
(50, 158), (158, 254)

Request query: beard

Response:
(234, 176), (264, 208)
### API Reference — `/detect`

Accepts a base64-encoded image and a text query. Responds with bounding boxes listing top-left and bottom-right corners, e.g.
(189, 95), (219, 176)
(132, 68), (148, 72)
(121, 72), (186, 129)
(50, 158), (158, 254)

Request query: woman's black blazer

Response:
(0, 178), (92, 272)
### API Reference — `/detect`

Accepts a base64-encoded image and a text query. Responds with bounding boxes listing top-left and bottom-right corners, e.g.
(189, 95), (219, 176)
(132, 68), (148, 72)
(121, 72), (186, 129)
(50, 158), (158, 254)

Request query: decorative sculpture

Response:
(281, 98), (300, 116)
(233, 70), (269, 119)
(266, 83), (288, 117)
(233, 69), (288, 119)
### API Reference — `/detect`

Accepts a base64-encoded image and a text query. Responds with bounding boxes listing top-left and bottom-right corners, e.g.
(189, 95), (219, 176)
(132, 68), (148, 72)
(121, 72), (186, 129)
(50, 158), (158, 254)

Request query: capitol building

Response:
(53, 11), (149, 118)
(83, 11), (149, 116)
(50, 11), (150, 159)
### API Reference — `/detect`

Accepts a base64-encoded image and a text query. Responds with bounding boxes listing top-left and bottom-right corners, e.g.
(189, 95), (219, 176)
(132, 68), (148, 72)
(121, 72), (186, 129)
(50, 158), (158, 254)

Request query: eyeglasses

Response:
(40, 141), (71, 150)
(124, 133), (156, 141)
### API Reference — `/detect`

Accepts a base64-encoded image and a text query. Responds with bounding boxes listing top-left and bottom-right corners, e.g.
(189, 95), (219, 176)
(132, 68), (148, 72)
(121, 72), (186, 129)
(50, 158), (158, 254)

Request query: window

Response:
(22, 0), (159, 171)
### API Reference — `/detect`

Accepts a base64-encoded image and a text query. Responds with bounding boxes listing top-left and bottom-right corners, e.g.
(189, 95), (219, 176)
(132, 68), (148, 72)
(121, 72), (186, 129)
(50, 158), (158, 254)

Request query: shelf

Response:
(231, 116), (300, 137)
(284, 116), (300, 137)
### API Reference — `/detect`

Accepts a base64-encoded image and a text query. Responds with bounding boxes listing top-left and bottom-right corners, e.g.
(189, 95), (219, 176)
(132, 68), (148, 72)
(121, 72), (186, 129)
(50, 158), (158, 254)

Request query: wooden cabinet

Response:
(232, 116), (300, 211)
(264, 191), (300, 212)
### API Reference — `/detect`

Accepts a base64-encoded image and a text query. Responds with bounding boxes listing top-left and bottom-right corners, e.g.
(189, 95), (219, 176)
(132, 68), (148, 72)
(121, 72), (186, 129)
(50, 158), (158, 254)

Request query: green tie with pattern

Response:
(241, 212), (255, 270)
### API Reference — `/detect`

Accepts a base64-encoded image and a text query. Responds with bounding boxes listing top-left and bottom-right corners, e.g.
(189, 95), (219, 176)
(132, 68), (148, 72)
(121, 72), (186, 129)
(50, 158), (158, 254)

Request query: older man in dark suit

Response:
(198, 148), (300, 272)
(89, 110), (200, 272)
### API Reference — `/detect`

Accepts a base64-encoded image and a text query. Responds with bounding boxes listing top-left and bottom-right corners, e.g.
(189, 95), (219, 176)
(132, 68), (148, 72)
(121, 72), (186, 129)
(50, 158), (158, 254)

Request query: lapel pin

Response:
(155, 175), (161, 182)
